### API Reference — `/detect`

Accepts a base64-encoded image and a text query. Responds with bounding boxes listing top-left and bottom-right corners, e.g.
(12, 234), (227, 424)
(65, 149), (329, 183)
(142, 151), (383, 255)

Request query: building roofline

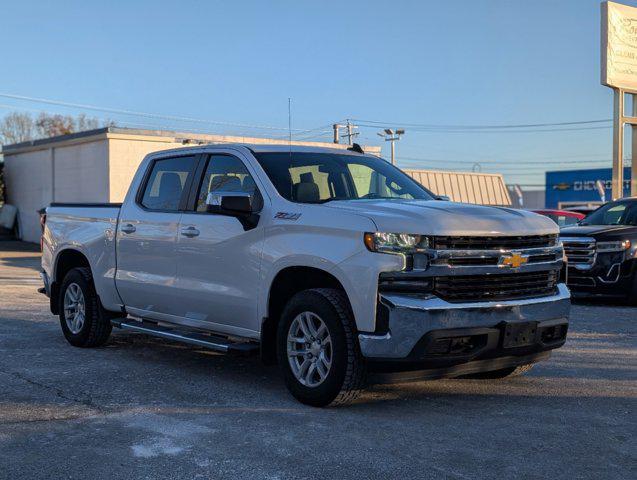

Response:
(0, 126), (382, 156)
(401, 167), (505, 178)
(1, 127), (111, 153)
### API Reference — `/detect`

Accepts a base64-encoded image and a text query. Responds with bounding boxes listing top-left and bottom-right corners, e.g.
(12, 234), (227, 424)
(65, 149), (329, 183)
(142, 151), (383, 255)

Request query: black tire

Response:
(276, 288), (366, 407)
(59, 267), (113, 347)
(462, 363), (534, 379)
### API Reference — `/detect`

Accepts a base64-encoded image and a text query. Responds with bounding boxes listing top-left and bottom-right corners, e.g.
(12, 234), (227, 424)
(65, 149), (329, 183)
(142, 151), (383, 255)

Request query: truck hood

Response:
(560, 224), (637, 237)
(324, 200), (557, 236)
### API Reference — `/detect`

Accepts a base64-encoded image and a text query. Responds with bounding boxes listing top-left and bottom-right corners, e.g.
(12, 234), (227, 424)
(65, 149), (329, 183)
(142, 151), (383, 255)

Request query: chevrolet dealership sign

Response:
(546, 168), (632, 208)
(601, 1), (637, 89)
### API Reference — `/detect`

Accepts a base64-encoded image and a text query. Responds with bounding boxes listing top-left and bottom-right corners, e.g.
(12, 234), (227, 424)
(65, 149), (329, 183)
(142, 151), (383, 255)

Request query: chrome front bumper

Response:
(358, 283), (571, 359)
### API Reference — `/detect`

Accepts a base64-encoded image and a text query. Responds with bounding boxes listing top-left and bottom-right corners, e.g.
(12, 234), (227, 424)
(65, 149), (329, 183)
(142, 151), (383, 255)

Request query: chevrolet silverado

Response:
(40, 144), (570, 406)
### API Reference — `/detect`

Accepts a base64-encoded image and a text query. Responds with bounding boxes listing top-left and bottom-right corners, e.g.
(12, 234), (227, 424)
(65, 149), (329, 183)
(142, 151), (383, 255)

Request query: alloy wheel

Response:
(287, 311), (333, 387)
(63, 283), (86, 334)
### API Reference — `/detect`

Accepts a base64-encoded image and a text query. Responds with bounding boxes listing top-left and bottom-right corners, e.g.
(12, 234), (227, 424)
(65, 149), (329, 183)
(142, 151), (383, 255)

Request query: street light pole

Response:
(377, 129), (405, 165)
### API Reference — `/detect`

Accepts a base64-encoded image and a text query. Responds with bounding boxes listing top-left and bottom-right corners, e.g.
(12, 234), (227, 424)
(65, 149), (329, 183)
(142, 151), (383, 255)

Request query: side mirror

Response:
(436, 195), (450, 201)
(206, 192), (253, 215)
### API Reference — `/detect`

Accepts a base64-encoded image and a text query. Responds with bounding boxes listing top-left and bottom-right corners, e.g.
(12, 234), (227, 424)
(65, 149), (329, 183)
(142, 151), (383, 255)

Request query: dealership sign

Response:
(601, 1), (637, 89)
(601, 2), (637, 200)
(545, 168), (631, 208)
(554, 179), (632, 191)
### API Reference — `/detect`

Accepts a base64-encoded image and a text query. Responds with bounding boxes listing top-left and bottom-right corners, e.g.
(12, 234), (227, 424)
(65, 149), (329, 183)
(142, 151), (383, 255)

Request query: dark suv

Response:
(560, 197), (637, 302)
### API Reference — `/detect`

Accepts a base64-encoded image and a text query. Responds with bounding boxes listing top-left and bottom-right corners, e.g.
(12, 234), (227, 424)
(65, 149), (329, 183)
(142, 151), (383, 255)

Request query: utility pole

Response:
(377, 129), (405, 165)
(340, 120), (359, 145)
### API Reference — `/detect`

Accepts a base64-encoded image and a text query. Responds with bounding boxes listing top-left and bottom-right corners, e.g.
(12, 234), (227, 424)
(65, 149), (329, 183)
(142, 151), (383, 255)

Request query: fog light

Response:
(449, 336), (474, 354)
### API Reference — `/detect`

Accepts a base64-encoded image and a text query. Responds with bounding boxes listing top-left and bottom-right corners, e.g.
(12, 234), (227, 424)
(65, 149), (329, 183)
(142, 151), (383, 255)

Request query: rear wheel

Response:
(277, 288), (366, 407)
(462, 363), (534, 379)
(59, 267), (113, 347)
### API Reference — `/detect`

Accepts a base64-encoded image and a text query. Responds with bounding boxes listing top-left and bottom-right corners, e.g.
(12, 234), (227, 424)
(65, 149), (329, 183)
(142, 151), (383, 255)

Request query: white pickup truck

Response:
(41, 144), (570, 406)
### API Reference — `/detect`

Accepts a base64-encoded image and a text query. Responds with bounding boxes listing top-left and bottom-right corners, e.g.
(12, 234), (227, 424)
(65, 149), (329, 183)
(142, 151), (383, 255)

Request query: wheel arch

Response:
(50, 248), (91, 314)
(260, 265), (353, 365)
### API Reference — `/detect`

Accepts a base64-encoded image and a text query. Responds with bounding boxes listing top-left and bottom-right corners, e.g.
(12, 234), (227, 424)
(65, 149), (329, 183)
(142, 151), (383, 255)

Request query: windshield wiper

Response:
(358, 193), (384, 200)
(316, 197), (348, 204)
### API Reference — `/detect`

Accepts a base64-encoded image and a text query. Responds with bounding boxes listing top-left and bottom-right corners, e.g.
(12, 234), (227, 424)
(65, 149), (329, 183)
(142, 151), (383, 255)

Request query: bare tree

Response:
(35, 113), (75, 138)
(76, 113), (100, 131)
(0, 112), (35, 145)
(1, 111), (112, 146)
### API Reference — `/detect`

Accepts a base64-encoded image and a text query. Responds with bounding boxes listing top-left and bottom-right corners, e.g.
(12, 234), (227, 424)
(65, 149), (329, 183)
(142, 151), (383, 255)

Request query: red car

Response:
(532, 209), (585, 227)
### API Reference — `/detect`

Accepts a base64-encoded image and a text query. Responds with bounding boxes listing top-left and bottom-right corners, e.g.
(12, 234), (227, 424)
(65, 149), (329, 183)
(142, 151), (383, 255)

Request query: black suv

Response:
(560, 198), (637, 302)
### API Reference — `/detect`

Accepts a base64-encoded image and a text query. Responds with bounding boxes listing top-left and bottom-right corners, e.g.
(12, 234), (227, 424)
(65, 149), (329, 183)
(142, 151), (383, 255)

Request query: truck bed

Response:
(50, 202), (122, 208)
(42, 203), (122, 312)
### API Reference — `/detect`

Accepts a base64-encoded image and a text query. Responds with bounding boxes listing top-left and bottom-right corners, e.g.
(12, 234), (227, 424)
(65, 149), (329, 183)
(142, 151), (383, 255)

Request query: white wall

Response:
(108, 138), (182, 202)
(4, 139), (109, 243)
(53, 141), (109, 203)
(4, 149), (53, 243)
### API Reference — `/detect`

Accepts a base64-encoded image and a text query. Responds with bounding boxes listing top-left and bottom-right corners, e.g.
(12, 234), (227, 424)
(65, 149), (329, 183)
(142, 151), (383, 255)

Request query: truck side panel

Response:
(43, 206), (122, 312)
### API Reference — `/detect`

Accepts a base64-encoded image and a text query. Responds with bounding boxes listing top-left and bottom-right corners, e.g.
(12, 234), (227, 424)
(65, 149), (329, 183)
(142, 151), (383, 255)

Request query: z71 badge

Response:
(274, 212), (302, 221)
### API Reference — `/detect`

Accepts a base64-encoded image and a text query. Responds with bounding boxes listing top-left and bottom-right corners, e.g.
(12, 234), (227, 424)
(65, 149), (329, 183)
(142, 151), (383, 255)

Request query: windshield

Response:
(253, 152), (435, 203)
(580, 200), (637, 226)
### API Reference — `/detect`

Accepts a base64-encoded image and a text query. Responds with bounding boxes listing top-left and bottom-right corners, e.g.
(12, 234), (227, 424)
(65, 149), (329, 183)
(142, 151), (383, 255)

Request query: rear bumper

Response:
(358, 283), (570, 362)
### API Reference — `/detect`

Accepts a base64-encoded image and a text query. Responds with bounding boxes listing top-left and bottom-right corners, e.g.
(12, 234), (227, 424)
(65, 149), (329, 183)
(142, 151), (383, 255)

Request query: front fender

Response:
(259, 250), (402, 334)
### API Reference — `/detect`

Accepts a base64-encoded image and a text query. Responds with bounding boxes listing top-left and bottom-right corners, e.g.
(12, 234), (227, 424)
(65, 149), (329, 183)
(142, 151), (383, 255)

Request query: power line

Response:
(290, 123), (339, 140)
(0, 104), (344, 147)
(0, 103), (172, 131)
(351, 117), (612, 129)
(358, 123), (611, 134)
(397, 156), (621, 166)
(0, 92), (307, 132)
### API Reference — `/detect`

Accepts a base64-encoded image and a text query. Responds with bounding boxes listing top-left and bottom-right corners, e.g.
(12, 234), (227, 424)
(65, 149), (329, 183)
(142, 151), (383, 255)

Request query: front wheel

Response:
(277, 288), (366, 407)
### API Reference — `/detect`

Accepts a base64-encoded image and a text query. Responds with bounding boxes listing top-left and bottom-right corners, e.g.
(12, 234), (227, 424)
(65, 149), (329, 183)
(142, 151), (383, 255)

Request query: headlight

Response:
(596, 240), (631, 252)
(364, 232), (430, 254)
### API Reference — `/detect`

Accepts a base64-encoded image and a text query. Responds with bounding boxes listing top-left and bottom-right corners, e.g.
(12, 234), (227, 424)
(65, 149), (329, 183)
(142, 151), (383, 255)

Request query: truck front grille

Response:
(562, 238), (596, 267)
(433, 234), (558, 250)
(434, 270), (559, 303)
(444, 252), (559, 267)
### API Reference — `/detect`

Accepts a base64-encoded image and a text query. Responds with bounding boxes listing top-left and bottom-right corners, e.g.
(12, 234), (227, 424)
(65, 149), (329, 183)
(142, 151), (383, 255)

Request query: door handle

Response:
(121, 224), (136, 234)
(180, 226), (200, 238)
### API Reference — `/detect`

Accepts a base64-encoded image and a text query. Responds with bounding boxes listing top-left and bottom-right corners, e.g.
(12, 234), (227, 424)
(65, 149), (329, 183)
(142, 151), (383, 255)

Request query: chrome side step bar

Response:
(111, 319), (259, 355)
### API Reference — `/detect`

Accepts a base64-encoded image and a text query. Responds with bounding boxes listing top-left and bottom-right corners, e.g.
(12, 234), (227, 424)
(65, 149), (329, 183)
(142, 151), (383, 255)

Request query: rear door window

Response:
(140, 156), (197, 211)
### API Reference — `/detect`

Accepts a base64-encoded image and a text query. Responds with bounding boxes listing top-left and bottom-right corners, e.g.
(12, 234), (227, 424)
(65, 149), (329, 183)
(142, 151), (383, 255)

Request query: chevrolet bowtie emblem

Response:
(499, 252), (528, 268)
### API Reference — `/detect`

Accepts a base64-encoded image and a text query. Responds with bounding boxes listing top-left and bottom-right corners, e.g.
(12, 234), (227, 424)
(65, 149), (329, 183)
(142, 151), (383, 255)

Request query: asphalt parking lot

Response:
(0, 241), (635, 480)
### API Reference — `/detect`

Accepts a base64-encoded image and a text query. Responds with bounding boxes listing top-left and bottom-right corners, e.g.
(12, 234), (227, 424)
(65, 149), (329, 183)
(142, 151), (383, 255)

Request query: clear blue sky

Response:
(0, 0), (628, 187)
